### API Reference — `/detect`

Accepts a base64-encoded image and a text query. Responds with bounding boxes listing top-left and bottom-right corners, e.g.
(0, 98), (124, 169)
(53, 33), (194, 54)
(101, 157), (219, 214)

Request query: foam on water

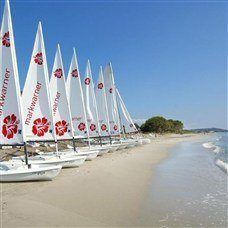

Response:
(202, 133), (228, 173)
(213, 146), (221, 153)
(215, 159), (228, 173)
(202, 142), (215, 149)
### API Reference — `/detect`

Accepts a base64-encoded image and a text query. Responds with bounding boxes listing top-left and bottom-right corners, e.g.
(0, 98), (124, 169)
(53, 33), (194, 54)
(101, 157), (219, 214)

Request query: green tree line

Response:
(140, 116), (184, 134)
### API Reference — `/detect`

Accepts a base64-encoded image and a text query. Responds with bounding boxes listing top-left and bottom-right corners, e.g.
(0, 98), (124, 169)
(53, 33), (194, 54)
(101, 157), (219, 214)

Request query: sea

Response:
(140, 133), (228, 227)
(202, 132), (228, 173)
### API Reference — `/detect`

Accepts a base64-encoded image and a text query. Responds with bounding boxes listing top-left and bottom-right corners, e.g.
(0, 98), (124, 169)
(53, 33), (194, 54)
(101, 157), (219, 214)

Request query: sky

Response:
(1, 0), (227, 129)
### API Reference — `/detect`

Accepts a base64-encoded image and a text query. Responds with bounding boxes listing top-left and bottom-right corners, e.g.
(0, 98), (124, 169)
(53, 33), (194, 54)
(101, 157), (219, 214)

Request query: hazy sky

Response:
(1, 0), (227, 129)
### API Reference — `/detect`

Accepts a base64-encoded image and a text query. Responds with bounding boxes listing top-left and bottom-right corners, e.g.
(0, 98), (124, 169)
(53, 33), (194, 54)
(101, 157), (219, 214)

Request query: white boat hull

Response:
(80, 145), (109, 152)
(39, 150), (99, 161)
(141, 138), (151, 144)
(12, 155), (86, 168)
(135, 140), (143, 146)
(118, 144), (127, 150)
(108, 145), (119, 152)
(97, 148), (110, 156)
(0, 163), (62, 182)
(77, 151), (99, 161)
(126, 141), (137, 148)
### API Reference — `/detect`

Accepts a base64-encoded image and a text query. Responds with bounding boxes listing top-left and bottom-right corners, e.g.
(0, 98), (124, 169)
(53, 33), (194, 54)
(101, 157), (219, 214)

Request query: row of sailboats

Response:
(0, 0), (150, 182)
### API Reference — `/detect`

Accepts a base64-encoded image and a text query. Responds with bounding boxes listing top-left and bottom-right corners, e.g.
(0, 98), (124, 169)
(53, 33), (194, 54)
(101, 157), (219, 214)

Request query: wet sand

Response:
(140, 134), (227, 227)
(1, 134), (201, 227)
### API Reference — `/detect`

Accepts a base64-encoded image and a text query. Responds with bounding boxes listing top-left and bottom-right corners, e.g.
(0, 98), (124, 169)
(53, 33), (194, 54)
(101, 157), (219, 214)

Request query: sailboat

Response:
(116, 88), (142, 146)
(0, 0), (62, 181)
(65, 49), (99, 160)
(95, 66), (120, 152)
(115, 88), (150, 145)
(13, 23), (85, 168)
(81, 60), (111, 155)
(104, 63), (128, 150)
(34, 44), (86, 167)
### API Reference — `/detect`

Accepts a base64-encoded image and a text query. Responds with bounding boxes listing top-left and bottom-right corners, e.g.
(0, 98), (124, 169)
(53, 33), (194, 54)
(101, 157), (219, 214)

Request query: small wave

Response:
(202, 142), (215, 149)
(216, 136), (222, 141)
(215, 159), (228, 173)
(213, 146), (221, 153)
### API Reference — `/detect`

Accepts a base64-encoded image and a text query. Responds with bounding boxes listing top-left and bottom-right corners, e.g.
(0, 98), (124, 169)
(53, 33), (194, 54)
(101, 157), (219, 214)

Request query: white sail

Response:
(116, 88), (138, 133)
(104, 63), (120, 136)
(66, 49), (89, 139)
(22, 22), (55, 141)
(82, 60), (100, 138)
(49, 45), (73, 140)
(95, 66), (110, 137)
(0, 0), (25, 145)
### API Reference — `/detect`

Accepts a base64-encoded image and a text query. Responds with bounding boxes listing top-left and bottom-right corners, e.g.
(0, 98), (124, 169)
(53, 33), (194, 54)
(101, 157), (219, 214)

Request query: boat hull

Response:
(135, 140), (143, 146)
(108, 145), (119, 152)
(118, 144), (127, 150)
(78, 151), (99, 161)
(97, 148), (110, 156)
(38, 150), (99, 162)
(12, 155), (86, 168)
(141, 138), (151, 144)
(0, 163), (62, 182)
(126, 142), (136, 148)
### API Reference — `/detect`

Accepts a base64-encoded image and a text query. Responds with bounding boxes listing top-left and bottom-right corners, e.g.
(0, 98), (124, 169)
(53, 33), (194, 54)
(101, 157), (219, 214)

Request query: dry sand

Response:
(1, 134), (201, 227)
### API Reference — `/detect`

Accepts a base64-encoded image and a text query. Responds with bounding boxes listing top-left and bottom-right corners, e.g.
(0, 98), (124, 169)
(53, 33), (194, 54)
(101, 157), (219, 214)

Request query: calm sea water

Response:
(140, 134), (228, 227)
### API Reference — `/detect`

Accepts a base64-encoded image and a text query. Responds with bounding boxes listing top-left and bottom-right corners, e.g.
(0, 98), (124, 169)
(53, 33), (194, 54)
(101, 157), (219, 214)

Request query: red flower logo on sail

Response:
(98, 83), (103, 89)
(34, 52), (43, 65)
(54, 68), (63, 78)
(84, 78), (90, 85)
(90, 124), (96, 131)
(2, 32), (10, 47)
(109, 88), (113, 93)
(101, 124), (107, 131)
(55, 120), (69, 136)
(78, 122), (86, 131)
(32, 117), (50, 137)
(2, 114), (19, 139)
(114, 125), (118, 131)
(71, 69), (78, 78)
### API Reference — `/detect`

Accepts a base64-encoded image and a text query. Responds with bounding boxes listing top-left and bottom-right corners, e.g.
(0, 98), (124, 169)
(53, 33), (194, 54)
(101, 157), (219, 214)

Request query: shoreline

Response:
(1, 134), (203, 227)
(139, 132), (227, 227)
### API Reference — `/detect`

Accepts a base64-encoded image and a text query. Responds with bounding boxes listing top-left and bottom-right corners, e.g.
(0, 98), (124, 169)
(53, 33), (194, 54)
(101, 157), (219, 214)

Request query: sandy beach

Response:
(1, 134), (202, 227)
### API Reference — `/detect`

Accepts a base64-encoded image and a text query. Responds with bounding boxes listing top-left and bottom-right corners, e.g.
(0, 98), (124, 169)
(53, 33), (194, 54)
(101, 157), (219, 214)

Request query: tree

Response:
(167, 119), (183, 133)
(140, 116), (168, 133)
(140, 116), (184, 134)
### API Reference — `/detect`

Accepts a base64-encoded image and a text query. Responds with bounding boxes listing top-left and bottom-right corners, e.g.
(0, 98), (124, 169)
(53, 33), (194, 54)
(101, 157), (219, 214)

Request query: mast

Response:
(82, 60), (100, 140)
(49, 44), (76, 151)
(104, 63), (120, 139)
(116, 88), (138, 135)
(91, 69), (103, 146)
(66, 49), (91, 148)
(115, 88), (126, 139)
(95, 66), (112, 144)
(22, 22), (56, 147)
(107, 62), (122, 140)
(0, 0), (29, 165)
